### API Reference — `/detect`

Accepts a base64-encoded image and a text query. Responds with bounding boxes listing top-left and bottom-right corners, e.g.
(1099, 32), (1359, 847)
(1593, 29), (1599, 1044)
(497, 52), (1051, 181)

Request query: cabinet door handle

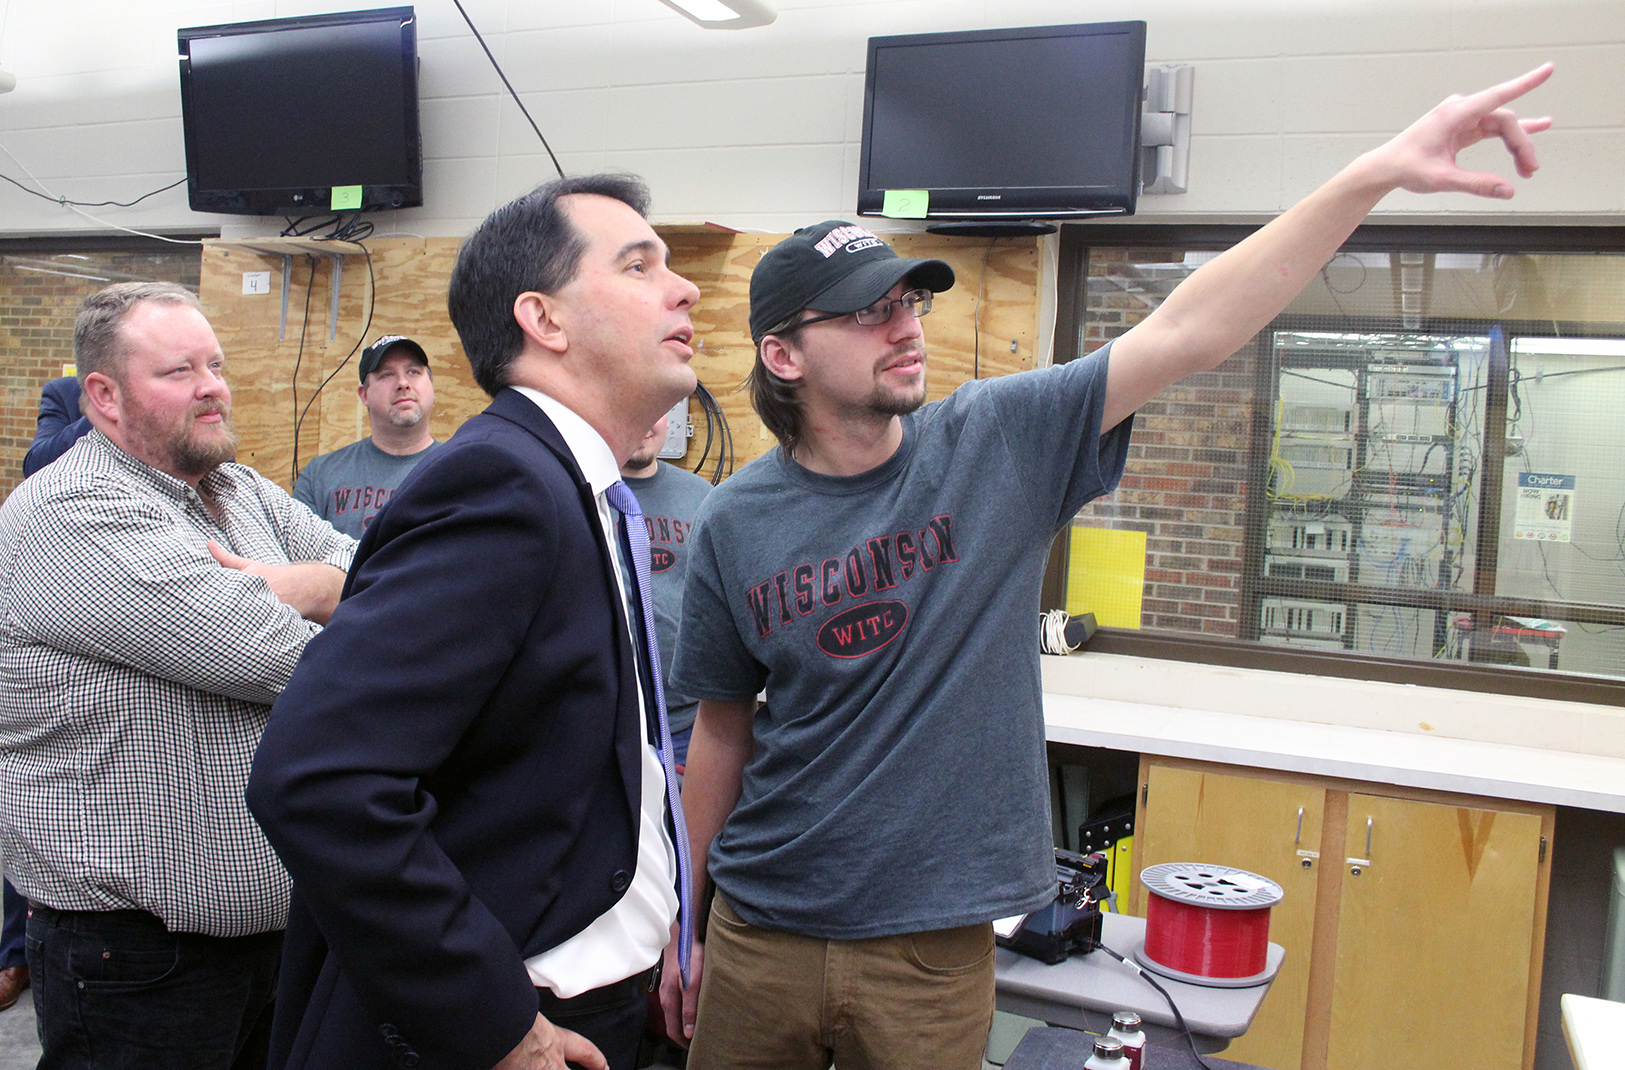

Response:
(1347, 817), (1373, 875)
(1293, 806), (1321, 868)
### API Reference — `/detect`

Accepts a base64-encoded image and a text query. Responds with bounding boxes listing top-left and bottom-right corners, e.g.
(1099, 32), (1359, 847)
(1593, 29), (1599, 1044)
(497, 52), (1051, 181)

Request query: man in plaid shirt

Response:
(0, 281), (355, 1070)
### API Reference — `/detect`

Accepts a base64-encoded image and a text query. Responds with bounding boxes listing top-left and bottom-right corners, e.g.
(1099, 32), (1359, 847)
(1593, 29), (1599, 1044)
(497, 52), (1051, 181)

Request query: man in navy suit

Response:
(246, 173), (700, 1070)
(22, 376), (91, 477)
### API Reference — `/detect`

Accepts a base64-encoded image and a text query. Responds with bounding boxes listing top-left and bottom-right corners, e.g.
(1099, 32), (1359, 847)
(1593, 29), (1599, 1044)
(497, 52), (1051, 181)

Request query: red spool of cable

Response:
(1135, 863), (1283, 987)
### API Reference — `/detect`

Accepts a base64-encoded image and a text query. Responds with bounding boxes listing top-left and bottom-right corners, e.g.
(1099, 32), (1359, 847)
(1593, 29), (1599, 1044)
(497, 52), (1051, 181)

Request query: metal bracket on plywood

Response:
(215, 238), (366, 342)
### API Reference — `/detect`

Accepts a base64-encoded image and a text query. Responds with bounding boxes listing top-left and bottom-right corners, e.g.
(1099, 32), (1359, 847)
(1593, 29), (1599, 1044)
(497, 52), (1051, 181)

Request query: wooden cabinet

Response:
(1131, 762), (1324, 1070)
(1131, 757), (1552, 1070)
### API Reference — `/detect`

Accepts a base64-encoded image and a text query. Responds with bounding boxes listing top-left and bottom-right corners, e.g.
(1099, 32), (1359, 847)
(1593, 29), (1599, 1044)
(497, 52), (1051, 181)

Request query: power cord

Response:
(288, 255), (320, 482)
(290, 242), (376, 478)
(972, 237), (999, 379)
(280, 213), (375, 242)
(0, 141), (203, 244)
(1094, 945), (1218, 1070)
(0, 171), (186, 208)
(451, 0), (565, 179)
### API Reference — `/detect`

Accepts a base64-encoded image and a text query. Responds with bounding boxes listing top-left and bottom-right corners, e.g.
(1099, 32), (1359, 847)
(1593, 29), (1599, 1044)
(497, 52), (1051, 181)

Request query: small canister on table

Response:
(1084, 1035), (1130, 1070)
(1107, 1010), (1146, 1070)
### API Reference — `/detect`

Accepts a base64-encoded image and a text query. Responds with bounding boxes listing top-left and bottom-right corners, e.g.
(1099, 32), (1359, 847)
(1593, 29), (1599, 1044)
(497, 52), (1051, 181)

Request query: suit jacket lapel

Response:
(483, 388), (645, 824)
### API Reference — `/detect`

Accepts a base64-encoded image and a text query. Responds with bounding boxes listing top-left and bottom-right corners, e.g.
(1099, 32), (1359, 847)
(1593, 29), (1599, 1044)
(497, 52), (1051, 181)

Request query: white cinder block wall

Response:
(0, 0), (1619, 240)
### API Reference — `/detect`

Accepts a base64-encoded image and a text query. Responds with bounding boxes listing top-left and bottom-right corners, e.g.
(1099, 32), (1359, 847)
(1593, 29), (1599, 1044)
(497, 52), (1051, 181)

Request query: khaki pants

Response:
(687, 897), (995, 1070)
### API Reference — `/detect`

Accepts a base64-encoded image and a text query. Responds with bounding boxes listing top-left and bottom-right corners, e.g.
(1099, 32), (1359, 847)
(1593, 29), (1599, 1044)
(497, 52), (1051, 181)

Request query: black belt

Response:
(27, 901), (164, 926)
(535, 963), (659, 1018)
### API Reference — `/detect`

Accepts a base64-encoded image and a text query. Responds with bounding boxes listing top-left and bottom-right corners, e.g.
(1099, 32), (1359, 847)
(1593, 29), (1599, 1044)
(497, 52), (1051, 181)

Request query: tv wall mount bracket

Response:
(1141, 64), (1194, 195)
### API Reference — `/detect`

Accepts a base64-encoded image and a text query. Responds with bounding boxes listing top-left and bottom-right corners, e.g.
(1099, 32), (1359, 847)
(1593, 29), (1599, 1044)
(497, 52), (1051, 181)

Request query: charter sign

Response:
(1514, 472), (1574, 542)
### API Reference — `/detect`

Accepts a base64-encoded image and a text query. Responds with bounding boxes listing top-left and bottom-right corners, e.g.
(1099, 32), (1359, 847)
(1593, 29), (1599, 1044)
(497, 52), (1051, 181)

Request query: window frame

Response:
(1052, 222), (1625, 708)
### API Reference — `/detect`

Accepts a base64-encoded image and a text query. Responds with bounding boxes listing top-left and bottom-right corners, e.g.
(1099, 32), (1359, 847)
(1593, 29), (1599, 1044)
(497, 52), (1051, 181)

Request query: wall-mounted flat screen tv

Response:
(858, 21), (1146, 228)
(178, 6), (422, 217)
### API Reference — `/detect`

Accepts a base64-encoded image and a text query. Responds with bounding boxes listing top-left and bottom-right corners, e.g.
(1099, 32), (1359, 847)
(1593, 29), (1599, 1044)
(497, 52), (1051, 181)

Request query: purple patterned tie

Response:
(605, 479), (693, 984)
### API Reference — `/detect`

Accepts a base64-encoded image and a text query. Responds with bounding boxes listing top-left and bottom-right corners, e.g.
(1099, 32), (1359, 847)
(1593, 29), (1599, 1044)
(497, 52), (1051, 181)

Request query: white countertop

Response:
(1562, 993), (1625, 1070)
(1043, 687), (1625, 814)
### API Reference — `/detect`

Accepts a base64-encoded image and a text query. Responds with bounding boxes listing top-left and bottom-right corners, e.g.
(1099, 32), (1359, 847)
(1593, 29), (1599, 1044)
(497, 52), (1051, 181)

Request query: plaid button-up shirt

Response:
(0, 430), (355, 937)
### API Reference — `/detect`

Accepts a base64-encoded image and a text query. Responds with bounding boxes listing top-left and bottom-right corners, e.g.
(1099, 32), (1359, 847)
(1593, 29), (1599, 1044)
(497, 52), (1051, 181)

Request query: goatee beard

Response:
(869, 387), (925, 418)
(868, 344), (928, 417)
(168, 423), (238, 478)
(156, 407), (238, 480)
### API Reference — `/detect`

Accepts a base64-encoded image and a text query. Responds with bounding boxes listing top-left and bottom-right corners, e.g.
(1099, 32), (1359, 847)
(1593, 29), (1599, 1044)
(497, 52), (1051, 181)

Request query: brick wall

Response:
(1071, 247), (1253, 638)
(0, 250), (201, 501)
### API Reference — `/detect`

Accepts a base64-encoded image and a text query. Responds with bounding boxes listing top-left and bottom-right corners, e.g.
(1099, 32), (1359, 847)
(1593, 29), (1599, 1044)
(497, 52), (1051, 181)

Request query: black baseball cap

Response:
(749, 221), (955, 342)
(358, 335), (429, 383)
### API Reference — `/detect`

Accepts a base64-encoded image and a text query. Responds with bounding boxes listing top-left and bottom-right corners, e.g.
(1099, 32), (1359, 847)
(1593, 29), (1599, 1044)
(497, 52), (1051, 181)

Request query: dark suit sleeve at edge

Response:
(22, 379), (90, 478)
(247, 435), (559, 1070)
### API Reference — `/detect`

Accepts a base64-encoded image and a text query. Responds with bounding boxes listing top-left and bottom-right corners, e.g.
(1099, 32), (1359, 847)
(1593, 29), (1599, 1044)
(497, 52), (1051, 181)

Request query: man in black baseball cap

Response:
(356, 334), (430, 383)
(292, 334), (440, 538)
(743, 221), (953, 460)
(747, 221), (955, 343)
(664, 64), (1554, 1070)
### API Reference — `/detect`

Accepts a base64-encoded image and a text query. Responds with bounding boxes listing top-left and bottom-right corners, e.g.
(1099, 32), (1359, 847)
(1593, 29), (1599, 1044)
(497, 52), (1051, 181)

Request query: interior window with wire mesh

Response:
(1065, 237), (1625, 686)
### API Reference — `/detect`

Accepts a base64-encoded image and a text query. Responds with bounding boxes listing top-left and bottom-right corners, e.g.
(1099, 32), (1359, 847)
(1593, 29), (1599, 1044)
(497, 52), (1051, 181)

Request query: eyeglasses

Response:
(786, 288), (933, 332)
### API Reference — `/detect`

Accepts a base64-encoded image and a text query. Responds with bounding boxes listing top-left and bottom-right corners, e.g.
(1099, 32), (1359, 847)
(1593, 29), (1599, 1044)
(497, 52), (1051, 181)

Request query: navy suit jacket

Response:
(247, 389), (647, 1070)
(22, 377), (91, 477)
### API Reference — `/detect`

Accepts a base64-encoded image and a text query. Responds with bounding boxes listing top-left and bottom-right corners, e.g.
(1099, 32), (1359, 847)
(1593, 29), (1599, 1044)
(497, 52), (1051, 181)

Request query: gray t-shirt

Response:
(672, 344), (1131, 940)
(292, 437), (441, 540)
(623, 460), (714, 761)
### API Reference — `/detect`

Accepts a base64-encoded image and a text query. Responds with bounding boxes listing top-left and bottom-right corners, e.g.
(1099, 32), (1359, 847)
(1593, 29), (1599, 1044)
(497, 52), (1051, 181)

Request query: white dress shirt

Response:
(511, 387), (679, 998)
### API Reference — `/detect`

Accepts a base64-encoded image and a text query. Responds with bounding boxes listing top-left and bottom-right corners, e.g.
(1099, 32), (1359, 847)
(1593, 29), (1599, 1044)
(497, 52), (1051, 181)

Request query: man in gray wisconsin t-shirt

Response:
(660, 68), (1554, 1069)
(621, 412), (713, 765)
(293, 335), (442, 539)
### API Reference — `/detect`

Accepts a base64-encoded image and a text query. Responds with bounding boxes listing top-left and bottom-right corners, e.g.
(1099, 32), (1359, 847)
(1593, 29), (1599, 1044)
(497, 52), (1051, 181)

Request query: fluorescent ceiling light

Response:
(12, 265), (111, 282)
(1512, 337), (1625, 358)
(655, 0), (776, 29)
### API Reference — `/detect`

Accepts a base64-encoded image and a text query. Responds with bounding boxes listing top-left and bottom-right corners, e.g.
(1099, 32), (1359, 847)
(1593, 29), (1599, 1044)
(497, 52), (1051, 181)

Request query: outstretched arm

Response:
(1101, 63), (1554, 433)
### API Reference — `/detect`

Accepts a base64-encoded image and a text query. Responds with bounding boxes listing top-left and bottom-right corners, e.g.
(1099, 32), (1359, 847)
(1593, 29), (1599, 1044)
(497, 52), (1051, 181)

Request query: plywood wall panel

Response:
(203, 229), (1041, 491)
(203, 238), (480, 492)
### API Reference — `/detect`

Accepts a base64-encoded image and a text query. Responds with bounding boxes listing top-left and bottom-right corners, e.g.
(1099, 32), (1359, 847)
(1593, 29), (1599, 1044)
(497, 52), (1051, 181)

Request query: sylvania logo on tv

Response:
(742, 515), (959, 658)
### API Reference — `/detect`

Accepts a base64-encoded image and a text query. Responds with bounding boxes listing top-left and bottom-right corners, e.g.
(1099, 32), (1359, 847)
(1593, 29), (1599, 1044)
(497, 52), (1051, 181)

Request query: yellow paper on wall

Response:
(1065, 526), (1146, 629)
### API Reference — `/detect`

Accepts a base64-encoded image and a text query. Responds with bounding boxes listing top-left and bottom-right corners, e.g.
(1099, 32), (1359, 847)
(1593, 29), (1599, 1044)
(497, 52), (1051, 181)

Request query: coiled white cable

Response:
(1040, 609), (1078, 655)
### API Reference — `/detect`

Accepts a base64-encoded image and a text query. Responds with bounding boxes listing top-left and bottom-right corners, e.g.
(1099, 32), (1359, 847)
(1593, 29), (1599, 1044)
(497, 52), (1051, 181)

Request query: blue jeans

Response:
(1, 880), (25, 969)
(26, 904), (280, 1070)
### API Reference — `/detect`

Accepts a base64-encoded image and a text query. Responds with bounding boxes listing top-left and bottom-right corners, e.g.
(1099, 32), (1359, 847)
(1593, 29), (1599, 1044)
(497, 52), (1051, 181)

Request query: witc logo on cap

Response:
(813, 225), (884, 259)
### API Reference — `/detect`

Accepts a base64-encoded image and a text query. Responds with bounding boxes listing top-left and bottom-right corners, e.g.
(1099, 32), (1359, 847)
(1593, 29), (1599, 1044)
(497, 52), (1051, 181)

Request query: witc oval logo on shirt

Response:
(650, 547), (677, 573)
(816, 600), (909, 659)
